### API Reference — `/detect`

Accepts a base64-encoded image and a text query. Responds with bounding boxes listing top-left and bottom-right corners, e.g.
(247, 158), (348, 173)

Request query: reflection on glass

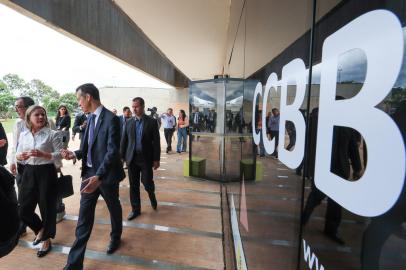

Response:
(226, 81), (244, 134)
(189, 80), (224, 180)
(300, 2), (406, 270)
(189, 79), (256, 182)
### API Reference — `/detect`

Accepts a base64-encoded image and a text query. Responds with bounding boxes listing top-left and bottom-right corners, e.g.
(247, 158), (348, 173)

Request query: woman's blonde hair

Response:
(25, 105), (49, 130)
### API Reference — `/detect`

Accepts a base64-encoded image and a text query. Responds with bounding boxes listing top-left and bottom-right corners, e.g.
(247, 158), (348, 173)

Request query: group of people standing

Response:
(190, 107), (217, 133)
(0, 83), (190, 270)
(116, 106), (189, 154)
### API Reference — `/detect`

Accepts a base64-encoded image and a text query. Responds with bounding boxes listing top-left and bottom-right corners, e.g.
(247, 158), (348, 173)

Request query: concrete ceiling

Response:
(113, 0), (231, 81)
(113, 0), (341, 81)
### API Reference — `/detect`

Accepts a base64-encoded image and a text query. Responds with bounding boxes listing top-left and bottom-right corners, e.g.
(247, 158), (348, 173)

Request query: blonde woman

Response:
(16, 105), (63, 257)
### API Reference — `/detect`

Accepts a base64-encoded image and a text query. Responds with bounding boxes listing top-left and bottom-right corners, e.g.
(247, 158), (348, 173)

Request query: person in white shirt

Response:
(9, 97), (35, 236)
(10, 97), (35, 175)
(160, 108), (176, 153)
(16, 105), (63, 258)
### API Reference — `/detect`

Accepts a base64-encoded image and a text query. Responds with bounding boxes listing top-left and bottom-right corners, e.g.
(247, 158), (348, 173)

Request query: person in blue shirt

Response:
(268, 108), (280, 158)
(120, 97), (161, 220)
(160, 108), (176, 153)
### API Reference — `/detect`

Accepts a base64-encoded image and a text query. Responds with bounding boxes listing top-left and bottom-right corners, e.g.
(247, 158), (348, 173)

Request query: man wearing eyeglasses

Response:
(9, 97), (35, 236)
(10, 97), (35, 174)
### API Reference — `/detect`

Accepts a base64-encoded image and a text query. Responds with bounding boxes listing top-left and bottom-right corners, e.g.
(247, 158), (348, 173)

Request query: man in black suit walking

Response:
(302, 105), (362, 245)
(191, 107), (203, 132)
(119, 106), (132, 139)
(61, 83), (125, 270)
(121, 97), (160, 220)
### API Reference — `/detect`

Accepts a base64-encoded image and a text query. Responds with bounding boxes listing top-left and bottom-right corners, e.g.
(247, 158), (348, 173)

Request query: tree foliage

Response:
(2, 74), (29, 95)
(58, 93), (78, 113)
(0, 92), (16, 118)
(44, 93), (78, 115)
(0, 74), (80, 119)
(24, 79), (60, 105)
(0, 80), (8, 92)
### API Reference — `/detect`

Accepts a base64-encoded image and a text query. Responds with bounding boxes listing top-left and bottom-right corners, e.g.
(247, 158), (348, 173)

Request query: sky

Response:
(0, 4), (173, 94)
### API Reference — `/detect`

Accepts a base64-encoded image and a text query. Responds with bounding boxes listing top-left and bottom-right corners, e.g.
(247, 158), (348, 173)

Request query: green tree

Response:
(44, 93), (78, 116)
(43, 97), (61, 116)
(0, 91), (16, 119)
(58, 93), (78, 113)
(2, 74), (29, 95)
(385, 87), (406, 110)
(25, 79), (60, 104)
(0, 80), (7, 92)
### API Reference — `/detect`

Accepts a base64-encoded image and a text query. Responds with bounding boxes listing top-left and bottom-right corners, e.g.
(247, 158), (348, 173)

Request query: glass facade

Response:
(299, 2), (406, 270)
(189, 0), (406, 269)
(189, 79), (255, 181)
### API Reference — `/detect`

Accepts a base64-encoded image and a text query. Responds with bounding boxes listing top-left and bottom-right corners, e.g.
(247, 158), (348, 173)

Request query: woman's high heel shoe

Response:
(37, 242), (52, 257)
(32, 237), (41, 246)
(33, 229), (44, 246)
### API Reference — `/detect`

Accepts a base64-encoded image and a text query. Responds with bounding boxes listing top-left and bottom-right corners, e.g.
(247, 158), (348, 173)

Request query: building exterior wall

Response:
(100, 87), (188, 116)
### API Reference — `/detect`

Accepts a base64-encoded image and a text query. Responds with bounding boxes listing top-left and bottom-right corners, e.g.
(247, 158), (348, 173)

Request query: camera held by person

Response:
(147, 107), (157, 114)
(147, 107), (161, 128)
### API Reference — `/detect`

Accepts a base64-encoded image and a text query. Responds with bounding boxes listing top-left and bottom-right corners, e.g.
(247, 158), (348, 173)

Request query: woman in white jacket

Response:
(16, 105), (63, 258)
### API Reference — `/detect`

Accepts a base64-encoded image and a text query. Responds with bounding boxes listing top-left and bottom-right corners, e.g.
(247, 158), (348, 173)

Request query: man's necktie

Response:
(87, 114), (96, 166)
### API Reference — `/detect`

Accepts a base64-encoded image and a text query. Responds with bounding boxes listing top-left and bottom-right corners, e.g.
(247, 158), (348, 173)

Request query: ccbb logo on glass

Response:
(252, 10), (406, 217)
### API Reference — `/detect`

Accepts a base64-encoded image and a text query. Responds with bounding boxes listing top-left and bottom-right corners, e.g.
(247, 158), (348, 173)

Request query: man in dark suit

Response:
(120, 97), (160, 220)
(302, 105), (362, 245)
(119, 106), (132, 139)
(71, 112), (88, 141)
(61, 83), (125, 270)
(0, 166), (19, 258)
(0, 122), (7, 166)
(191, 107), (203, 132)
(207, 109), (217, 133)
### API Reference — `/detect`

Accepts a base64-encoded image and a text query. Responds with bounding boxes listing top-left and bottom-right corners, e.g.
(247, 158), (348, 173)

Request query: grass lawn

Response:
(0, 117), (75, 134)
(0, 118), (17, 134)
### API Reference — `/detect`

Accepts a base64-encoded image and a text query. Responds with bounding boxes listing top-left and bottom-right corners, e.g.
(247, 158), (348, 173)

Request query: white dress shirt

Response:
(9, 119), (28, 165)
(16, 127), (63, 167)
(160, 113), (176, 129)
(92, 105), (103, 129)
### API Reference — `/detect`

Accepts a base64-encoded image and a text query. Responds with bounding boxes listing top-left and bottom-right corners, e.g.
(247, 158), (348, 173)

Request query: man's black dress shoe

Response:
(37, 243), (52, 257)
(106, 239), (120, 254)
(149, 192), (158, 210)
(127, 211), (141, 221)
(63, 263), (83, 270)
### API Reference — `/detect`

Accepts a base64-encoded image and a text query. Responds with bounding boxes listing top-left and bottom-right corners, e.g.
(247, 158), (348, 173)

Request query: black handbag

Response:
(57, 172), (74, 198)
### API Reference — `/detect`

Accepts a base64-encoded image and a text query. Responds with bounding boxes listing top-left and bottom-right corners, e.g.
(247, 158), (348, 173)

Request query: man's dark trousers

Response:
(128, 154), (155, 212)
(302, 185), (341, 235)
(164, 128), (174, 152)
(64, 167), (122, 270)
(270, 130), (279, 156)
